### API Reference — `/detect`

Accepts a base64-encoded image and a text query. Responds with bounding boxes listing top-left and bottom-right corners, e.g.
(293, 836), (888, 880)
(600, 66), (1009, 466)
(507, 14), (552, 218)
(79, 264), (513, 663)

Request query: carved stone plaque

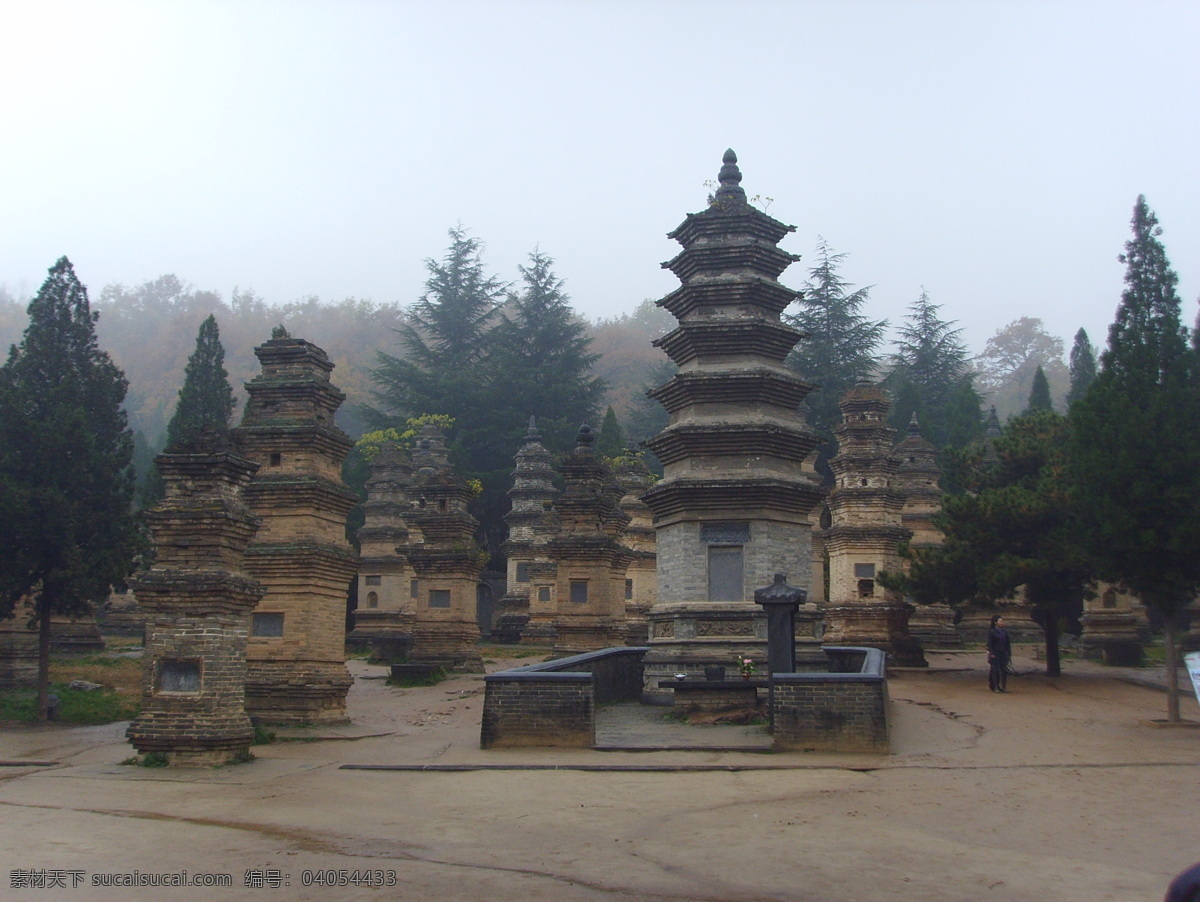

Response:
(700, 522), (750, 545)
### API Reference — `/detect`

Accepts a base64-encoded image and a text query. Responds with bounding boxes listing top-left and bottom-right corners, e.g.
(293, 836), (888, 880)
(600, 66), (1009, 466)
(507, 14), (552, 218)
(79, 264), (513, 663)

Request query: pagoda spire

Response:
(713, 148), (746, 206)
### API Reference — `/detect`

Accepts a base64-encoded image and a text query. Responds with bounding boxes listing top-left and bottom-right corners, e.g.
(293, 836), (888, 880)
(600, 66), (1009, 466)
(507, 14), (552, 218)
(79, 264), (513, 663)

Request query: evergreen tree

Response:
(141, 314), (237, 507)
(595, 406), (626, 459)
(784, 239), (887, 481)
(1026, 365), (1052, 412)
(884, 410), (1091, 675)
(165, 314), (236, 448)
(1069, 196), (1200, 721)
(487, 249), (605, 455)
(1066, 328), (1097, 408)
(885, 289), (983, 450)
(0, 258), (141, 720)
(370, 226), (505, 425)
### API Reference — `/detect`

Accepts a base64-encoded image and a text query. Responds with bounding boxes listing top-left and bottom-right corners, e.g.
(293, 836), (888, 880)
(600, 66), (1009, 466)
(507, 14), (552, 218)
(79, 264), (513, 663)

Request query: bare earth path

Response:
(1, 648), (1197, 902)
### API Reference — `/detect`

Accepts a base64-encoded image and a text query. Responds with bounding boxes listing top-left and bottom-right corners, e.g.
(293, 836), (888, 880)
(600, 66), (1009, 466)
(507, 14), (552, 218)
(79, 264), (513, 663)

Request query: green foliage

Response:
(1066, 328), (1097, 408)
(0, 258), (143, 720)
(976, 318), (1068, 419)
(1068, 196), (1200, 718)
(785, 239), (887, 480)
(140, 752), (170, 767)
(165, 315), (236, 448)
(884, 289), (983, 451)
(885, 409), (1090, 675)
(252, 723), (277, 745)
(1026, 365), (1052, 412)
(596, 406), (626, 459)
(0, 683), (140, 725)
(387, 667), (448, 687)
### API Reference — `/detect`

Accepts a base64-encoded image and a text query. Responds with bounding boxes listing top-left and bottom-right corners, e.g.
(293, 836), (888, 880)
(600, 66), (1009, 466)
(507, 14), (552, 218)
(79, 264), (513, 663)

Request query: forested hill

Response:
(0, 277), (674, 448)
(0, 272), (1074, 456)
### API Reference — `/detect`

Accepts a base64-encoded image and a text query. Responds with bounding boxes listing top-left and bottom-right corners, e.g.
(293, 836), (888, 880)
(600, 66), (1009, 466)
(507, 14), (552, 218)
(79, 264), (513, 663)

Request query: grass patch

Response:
(140, 752), (170, 768)
(662, 709), (689, 724)
(0, 647), (143, 725)
(252, 723), (277, 745)
(387, 667), (448, 688)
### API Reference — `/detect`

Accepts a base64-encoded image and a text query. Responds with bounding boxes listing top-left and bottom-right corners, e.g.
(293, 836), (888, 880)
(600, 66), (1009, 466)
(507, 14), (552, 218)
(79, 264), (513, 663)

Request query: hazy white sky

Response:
(2, 0), (1197, 355)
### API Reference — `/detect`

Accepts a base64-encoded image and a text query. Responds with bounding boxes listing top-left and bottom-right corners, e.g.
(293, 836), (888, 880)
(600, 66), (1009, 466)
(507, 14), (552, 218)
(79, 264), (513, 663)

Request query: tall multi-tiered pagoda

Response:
(641, 150), (824, 696)
(127, 432), (265, 765)
(234, 328), (359, 724)
(494, 418), (559, 643)
(820, 381), (926, 666)
(397, 425), (485, 672)
(547, 425), (632, 655)
(352, 441), (416, 659)
(894, 414), (959, 648)
(613, 450), (657, 644)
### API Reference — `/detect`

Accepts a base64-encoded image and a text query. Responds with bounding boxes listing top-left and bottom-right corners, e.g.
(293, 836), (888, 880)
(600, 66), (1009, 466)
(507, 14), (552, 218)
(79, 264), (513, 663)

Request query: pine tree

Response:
(1069, 195), (1200, 721)
(784, 239), (887, 480)
(0, 258), (141, 720)
(1066, 328), (1097, 408)
(487, 249), (605, 455)
(1026, 365), (1052, 412)
(885, 289), (983, 450)
(371, 226), (505, 423)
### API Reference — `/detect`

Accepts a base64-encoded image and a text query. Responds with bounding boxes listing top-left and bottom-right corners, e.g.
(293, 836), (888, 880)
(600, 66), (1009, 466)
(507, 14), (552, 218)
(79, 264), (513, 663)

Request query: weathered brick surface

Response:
(480, 647), (647, 748)
(771, 647), (889, 753)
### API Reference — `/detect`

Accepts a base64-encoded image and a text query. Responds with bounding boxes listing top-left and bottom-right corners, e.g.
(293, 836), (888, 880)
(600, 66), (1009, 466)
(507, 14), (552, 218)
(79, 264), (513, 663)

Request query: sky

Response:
(2, 0), (1198, 356)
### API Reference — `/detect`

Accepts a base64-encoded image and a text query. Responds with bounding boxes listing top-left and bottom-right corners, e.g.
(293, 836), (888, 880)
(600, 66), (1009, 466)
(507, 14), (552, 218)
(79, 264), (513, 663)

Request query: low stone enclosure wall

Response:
(480, 645), (888, 754)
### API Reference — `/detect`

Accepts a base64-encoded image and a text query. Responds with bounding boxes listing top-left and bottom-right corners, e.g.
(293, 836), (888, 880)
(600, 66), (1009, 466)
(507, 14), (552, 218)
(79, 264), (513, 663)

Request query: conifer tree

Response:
(0, 258), (141, 720)
(784, 239), (887, 480)
(1026, 365), (1052, 412)
(1066, 328), (1097, 408)
(885, 289), (982, 450)
(1069, 196), (1200, 721)
(595, 406), (626, 459)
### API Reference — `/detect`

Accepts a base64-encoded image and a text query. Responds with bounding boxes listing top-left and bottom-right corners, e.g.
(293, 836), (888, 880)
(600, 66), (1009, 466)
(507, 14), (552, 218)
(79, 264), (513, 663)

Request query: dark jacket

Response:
(987, 626), (1011, 663)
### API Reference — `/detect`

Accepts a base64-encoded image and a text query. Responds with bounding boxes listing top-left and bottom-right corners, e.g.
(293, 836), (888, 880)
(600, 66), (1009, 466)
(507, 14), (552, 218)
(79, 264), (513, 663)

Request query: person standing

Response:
(987, 615), (1012, 692)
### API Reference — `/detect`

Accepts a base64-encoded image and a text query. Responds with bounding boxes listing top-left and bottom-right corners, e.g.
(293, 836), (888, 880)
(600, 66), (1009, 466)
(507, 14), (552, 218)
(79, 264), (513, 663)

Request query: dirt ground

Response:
(1, 647), (1197, 902)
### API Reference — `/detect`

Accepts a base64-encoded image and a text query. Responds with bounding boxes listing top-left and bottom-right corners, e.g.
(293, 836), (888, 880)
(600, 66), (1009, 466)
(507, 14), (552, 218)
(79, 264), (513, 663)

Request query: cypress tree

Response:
(165, 314), (236, 448)
(1069, 196), (1200, 721)
(0, 258), (141, 720)
(595, 406), (626, 459)
(1026, 365), (1052, 412)
(1066, 328), (1097, 408)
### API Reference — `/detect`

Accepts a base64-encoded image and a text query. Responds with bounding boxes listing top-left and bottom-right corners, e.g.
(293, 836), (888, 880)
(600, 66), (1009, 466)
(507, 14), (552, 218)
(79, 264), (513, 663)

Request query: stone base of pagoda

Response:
(907, 603), (963, 649)
(0, 627), (38, 689)
(641, 602), (825, 704)
(347, 610), (414, 662)
(490, 593), (531, 644)
(552, 618), (627, 658)
(624, 603), (652, 646)
(408, 622), (484, 673)
(245, 660), (352, 724)
(821, 601), (927, 668)
(49, 615), (105, 653)
(1079, 611), (1143, 666)
(127, 712), (254, 766)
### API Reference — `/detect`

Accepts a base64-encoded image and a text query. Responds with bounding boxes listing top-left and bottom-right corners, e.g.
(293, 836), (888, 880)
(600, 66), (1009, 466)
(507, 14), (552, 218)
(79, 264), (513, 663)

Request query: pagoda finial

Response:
(526, 415), (539, 439)
(907, 412), (921, 438)
(714, 148), (746, 204)
(574, 423), (595, 454)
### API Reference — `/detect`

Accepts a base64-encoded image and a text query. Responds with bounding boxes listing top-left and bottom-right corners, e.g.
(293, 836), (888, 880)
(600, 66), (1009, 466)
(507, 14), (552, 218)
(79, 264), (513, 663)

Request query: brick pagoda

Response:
(351, 441), (415, 660)
(547, 425), (632, 655)
(397, 425), (485, 672)
(894, 414), (960, 648)
(820, 381), (926, 666)
(127, 433), (265, 765)
(234, 328), (358, 724)
(613, 450), (657, 644)
(641, 150), (824, 698)
(495, 418), (559, 644)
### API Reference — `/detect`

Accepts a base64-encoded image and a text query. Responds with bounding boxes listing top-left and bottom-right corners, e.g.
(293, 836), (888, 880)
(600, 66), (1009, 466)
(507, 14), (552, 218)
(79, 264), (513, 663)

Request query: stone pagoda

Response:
(546, 425), (632, 655)
(352, 441), (416, 661)
(613, 449), (657, 644)
(127, 433), (265, 765)
(641, 150), (824, 698)
(233, 328), (358, 724)
(894, 414), (960, 648)
(397, 425), (485, 672)
(494, 418), (559, 644)
(821, 381), (926, 666)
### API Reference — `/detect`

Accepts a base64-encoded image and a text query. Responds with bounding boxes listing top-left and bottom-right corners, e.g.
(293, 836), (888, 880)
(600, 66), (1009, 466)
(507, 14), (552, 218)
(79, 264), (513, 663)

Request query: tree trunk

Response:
(36, 601), (51, 723)
(1043, 610), (1061, 677)
(1164, 627), (1180, 723)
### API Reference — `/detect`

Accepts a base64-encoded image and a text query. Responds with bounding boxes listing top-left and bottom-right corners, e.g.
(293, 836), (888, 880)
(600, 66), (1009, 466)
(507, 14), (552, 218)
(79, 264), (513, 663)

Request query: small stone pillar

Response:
(754, 573), (806, 675)
(126, 434), (265, 766)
